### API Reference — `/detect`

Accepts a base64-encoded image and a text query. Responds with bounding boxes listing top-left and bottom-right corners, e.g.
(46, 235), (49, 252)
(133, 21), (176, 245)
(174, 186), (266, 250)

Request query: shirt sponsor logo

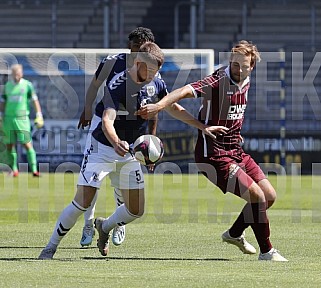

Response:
(227, 104), (246, 120)
(9, 95), (22, 102)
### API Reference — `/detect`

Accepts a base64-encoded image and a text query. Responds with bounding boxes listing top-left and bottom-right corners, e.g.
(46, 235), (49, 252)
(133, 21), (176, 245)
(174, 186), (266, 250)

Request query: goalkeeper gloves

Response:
(34, 112), (44, 128)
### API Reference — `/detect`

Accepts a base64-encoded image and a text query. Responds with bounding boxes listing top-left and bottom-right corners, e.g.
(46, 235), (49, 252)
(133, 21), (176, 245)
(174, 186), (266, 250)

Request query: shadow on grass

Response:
(0, 246), (95, 261)
(0, 256), (230, 262)
(82, 256), (231, 261)
(0, 255), (230, 262)
(0, 246), (230, 261)
(0, 246), (95, 250)
(0, 257), (76, 261)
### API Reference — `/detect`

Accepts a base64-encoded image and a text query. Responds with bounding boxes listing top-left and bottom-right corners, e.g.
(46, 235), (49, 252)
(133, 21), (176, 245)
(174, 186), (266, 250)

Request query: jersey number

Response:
(135, 170), (142, 182)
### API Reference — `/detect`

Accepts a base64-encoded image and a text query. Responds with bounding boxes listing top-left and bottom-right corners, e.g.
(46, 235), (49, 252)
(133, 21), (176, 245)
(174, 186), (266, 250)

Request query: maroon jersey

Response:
(189, 66), (250, 160)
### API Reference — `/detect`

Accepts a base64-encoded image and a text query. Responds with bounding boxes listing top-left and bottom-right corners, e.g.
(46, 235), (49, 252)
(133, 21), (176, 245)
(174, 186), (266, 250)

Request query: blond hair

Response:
(231, 40), (261, 66)
(11, 64), (23, 73)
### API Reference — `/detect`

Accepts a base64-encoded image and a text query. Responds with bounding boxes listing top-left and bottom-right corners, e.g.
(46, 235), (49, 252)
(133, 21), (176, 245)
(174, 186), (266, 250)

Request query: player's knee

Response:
(74, 185), (97, 209)
(248, 184), (266, 203)
(127, 204), (145, 217)
(262, 186), (277, 208)
(267, 191), (276, 208)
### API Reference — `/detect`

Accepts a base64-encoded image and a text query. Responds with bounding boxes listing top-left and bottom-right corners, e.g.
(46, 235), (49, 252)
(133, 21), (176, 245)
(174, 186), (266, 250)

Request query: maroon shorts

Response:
(195, 152), (266, 196)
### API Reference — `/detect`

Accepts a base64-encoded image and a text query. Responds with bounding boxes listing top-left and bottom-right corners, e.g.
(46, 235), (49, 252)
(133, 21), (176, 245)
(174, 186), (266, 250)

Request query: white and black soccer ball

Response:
(132, 135), (164, 165)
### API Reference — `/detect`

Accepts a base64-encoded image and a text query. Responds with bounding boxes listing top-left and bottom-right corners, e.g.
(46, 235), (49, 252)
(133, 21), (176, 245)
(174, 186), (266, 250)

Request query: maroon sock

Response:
(250, 202), (272, 253)
(229, 203), (252, 238)
(229, 203), (272, 254)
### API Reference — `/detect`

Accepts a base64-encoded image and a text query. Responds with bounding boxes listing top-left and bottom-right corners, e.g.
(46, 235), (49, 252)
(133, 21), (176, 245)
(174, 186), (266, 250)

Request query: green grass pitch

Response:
(0, 173), (321, 287)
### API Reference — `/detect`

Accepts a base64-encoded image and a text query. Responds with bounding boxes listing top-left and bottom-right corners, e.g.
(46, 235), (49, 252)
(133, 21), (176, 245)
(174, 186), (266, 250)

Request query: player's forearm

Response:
(102, 121), (119, 146)
(148, 115), (158, 135)
(165, 103), (204, 130)
(85, 85), (99, 109)
(102, 109), (119, 146)
(156, 85), (194, 111)
(33, 99), (42, 114)
(84, 77), (102, 110)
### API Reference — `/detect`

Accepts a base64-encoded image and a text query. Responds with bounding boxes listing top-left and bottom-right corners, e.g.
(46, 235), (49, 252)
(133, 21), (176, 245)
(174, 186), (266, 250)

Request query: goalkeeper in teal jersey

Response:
(0, 64), (44, 177)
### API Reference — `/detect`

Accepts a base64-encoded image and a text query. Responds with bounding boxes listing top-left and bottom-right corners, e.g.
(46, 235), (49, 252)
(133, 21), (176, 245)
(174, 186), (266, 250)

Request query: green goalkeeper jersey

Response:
(2, 78), (37, 117)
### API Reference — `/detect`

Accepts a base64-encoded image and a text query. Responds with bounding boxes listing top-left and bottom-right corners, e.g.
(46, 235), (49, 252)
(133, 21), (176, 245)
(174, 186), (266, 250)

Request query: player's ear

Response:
(134, 58), (140, 66)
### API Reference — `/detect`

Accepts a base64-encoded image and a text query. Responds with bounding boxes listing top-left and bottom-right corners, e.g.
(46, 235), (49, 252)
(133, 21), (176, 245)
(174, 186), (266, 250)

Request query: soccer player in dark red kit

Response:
(136, 40), (288, 261)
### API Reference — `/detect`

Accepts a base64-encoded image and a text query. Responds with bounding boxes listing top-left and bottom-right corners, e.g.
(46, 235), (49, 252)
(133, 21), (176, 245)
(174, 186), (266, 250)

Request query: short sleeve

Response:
(95, 54), (125, 82)
(27, 81), (38, 100)
(101, 86), (119, 111)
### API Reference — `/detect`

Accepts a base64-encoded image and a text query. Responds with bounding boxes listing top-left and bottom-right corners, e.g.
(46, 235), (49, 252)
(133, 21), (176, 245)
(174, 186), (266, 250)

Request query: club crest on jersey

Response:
(146, 85), (155, 96)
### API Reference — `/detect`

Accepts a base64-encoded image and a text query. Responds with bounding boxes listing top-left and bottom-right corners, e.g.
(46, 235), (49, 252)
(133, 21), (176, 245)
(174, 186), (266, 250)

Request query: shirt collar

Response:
(225, 66), (250, 90)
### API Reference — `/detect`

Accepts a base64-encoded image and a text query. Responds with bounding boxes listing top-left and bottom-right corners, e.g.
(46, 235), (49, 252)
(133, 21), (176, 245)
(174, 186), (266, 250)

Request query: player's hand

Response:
(135, 104), (160, 120)
(114, 140), (129, 157)
(78, 108), (92, 129)
(34, 112), (44, 129)
(202, 125), (229, 139)
(147, 164), (155, 172)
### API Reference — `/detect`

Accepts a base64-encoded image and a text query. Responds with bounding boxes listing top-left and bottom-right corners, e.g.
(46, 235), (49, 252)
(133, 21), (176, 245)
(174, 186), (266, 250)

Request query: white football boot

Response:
(222, 230), (257, 254)
(258, 248), (288, 261)
(112, 225), (126, 246)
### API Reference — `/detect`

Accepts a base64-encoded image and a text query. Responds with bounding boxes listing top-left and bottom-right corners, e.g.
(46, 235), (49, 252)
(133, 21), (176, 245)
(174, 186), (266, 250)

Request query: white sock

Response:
(83, 192), (98, 227)
(49, 201), (86, 246)
(114, 188), (124, 208)
(102, 204), (139, 233)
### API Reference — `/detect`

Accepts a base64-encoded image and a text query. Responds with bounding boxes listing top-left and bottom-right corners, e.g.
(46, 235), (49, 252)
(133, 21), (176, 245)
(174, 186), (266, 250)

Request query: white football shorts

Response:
(77, 136), (144, 190)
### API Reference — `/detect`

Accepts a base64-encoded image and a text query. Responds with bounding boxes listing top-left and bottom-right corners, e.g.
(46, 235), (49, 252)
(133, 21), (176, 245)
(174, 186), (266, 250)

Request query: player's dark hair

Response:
(128, 27), (155, 43)
(138, 42), (164, 68)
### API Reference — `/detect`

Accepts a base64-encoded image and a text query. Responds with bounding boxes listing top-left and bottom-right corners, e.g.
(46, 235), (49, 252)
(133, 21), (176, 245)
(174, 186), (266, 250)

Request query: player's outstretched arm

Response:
(136, 85), (194, 119)
(165, 103), (228, 139)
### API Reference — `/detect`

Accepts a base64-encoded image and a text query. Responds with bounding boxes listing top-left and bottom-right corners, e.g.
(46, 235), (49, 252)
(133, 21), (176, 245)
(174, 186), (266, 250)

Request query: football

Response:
(132, 135), (164, 165)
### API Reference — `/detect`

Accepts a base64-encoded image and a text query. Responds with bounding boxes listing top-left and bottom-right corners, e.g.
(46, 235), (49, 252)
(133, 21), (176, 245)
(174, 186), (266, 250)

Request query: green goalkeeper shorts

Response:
(2, 116), (32, 144)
